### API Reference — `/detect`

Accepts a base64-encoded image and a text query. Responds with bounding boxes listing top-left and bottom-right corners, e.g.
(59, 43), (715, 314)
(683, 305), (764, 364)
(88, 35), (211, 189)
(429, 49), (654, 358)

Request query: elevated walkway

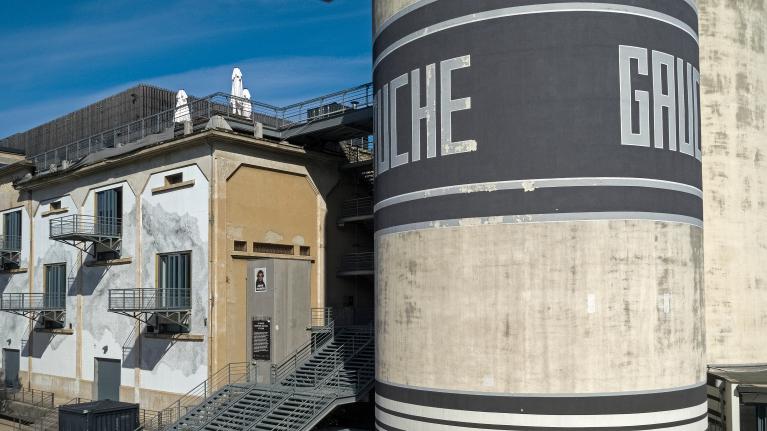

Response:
(108, 288), (191, 333)
(144, 323), (374, 431)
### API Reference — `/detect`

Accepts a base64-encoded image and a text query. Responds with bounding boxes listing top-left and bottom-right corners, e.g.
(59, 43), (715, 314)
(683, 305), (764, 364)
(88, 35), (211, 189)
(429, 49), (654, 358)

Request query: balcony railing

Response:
(0, 293), (65, 311)
(50, 214), (122, 239)
(108, 288), (191, 312)
(338, 252), (374, 276)
(0, 235), (21, 252)
(340, 196), (373, 222)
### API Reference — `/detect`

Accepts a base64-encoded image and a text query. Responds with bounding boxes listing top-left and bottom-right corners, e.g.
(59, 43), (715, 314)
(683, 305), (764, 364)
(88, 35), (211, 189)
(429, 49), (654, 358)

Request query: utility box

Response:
(58, 400), (139, 431)
(246, 258), (311, 384)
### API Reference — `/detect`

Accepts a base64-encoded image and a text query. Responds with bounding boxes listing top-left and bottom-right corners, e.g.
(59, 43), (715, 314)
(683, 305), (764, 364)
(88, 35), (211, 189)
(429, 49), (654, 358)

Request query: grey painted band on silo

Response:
(373, 0), (705, 429)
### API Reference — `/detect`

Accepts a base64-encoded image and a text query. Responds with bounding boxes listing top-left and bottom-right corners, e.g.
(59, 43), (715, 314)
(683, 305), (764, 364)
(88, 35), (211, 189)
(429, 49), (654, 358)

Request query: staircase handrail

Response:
(202, 386), (294, 431)
(270, 320), (334, 384)
(142, 361), (250, 431)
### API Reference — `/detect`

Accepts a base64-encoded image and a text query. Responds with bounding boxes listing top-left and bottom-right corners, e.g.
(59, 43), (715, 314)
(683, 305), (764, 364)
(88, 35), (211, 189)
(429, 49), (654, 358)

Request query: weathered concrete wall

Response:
(700, 0), (767, 365)
(374, 0), (705, 429)
(139, 164), (209, 395)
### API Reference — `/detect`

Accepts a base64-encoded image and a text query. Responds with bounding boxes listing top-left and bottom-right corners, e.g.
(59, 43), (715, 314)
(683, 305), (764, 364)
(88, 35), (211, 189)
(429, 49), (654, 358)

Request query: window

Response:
(95, 187), (122, 260)
(49, 201), (61, 211)
(299, 246), (311, 256)
(158, 252), (191, 309)
(165, 173), (183, 186)
(96, 187), (122, 235)
(44, 264), (66, 309)
(233, 241), (248, 252)
(253, 242), (294, 255)
(3, 210), (21, 251)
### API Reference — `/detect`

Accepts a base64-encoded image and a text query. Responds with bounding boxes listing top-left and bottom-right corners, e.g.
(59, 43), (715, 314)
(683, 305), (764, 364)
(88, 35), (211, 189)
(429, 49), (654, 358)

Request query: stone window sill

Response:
(231, 251), (314, 262)
(85, 257), (132, 267)
(41, 208), (69, 218)
(151, 180), (195, 195)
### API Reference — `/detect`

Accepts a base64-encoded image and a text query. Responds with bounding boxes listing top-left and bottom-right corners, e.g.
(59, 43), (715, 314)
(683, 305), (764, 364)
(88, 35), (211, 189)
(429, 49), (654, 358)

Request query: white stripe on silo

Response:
(373, 3), (699, 69)
(373, 177), (703, 212)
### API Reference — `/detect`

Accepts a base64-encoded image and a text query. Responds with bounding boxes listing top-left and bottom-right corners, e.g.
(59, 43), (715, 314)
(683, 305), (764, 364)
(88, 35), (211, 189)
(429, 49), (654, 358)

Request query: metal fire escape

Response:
(0, 234), (21, 269)
(140, 310), (374, 431)
(0, 293), (66, 328)
(48, 214), (122, 257)
(107, 288), (192, 333)
(337, 138), (375, 279)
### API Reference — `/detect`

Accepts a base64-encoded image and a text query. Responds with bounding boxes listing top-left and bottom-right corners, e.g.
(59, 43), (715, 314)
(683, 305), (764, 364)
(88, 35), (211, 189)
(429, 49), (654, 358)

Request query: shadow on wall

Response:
(122, 328), (174, 371)
(21, 329), (54, 359)
(71, 264), (109, 296)
(0, 274), (11, 293)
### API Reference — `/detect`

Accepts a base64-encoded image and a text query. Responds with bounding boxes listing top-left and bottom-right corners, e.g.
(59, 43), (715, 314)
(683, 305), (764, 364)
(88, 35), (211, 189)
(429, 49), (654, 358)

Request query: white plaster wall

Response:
(0, 205), (31, 371)
(79, 182), (138, 389)
(139, 165), (209, 393)
(29, 196), (79, 378)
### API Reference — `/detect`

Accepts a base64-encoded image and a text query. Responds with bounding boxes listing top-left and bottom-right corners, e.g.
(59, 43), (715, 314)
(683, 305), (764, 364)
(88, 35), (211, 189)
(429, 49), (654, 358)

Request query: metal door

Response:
(3, 348), (20, 388)
(95, 358), (121, 401)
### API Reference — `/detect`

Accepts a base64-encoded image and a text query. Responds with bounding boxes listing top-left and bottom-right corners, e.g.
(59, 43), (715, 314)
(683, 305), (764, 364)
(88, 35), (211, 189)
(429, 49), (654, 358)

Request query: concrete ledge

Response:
(0, 267), (27, 274)
(35, 327), (74, 335)
(41, 208), (69, 217)
(151, 179), (195, 195)
(231, 251), (314, 262)
(85, 257), (132, 267)
(144, 333), (204, 342)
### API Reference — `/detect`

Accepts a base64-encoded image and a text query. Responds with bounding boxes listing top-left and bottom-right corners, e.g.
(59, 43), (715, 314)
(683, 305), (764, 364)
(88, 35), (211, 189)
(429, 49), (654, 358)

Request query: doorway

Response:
(94, 358), (120, 400)
(2, 349), (20, 388)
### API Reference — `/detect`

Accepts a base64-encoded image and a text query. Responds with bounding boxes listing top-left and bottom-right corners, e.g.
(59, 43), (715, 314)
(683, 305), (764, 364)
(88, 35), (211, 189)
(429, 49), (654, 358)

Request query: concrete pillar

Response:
(700, 0), (767, 366)
(373, 1), (706, 429)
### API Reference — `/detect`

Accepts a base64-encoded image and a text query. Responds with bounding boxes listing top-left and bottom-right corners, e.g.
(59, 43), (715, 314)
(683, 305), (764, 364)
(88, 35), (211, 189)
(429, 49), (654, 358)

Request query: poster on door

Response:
(254, 267), (267, 292)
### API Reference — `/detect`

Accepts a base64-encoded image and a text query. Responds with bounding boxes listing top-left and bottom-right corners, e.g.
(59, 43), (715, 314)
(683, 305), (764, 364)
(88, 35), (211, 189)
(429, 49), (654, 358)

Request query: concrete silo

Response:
(373, 1), (706, 429)
(700, 1), (767, 365)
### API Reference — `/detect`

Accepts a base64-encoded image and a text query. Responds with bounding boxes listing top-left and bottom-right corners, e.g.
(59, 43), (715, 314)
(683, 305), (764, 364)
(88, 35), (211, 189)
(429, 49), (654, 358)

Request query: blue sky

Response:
(0, 0), (372, 138)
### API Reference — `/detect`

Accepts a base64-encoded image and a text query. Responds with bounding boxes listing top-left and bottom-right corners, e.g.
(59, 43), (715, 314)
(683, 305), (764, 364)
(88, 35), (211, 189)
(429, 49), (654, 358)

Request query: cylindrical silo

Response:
(373, 1), (706, 429)
(700, 1), (767, 366)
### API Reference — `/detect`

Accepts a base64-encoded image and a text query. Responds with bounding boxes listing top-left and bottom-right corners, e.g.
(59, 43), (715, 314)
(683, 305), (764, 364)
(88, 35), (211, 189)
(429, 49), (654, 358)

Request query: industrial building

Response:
(0, 0), (766, 430)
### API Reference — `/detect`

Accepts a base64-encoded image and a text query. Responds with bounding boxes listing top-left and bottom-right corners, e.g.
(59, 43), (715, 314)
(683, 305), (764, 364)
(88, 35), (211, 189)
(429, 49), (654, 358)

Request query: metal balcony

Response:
(0, 293), (66, 326)
(337, 252), (374, 277)
(108, 288), (191, 332)
(49, 215), (121, 257)
(0, 235), (21, 269)
(337, 196), (373, 226)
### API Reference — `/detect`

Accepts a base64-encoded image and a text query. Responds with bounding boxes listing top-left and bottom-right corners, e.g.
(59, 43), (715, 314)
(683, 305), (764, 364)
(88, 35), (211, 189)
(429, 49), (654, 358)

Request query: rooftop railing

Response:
(0, 293), (66, 311)
(29, 83), (374, 173)
(49, 214), (122, 239)
(108, 288), (191, 312)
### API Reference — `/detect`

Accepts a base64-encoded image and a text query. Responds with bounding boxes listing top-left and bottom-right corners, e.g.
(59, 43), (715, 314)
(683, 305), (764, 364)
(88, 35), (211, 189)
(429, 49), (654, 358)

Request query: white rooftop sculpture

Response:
(231, 67), (244, 115)
(174, 89), (191, 123)
(242, 89), (252, 119)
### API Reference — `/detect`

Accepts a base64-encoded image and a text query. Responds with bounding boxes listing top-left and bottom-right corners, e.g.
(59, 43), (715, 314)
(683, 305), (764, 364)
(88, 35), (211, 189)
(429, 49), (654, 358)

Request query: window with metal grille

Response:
(95, 187), (122, 260)
(158, 252), (191, 309)
(44, 263), (66, 309)
(252, 242), (294, 255)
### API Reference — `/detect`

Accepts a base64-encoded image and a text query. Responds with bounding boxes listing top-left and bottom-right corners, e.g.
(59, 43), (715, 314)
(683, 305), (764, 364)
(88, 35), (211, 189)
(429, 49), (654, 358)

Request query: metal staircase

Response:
(163, 324), (374, 431)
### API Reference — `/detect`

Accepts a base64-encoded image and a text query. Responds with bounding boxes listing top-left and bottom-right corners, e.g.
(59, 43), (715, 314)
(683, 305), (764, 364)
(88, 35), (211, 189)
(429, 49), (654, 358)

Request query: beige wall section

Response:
(373, 0), (422, 34)
(377, 220), (705, 393)
(210, 142), (334, 372)
(700, 0), (767, 365)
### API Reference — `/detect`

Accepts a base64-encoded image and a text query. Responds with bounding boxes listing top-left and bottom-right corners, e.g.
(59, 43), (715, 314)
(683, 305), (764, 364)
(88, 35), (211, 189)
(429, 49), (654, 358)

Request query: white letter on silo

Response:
(412, 64), (436, 161)
(619, 45), (650, 147)
(440, 55), (477, 155)
(652, 50), (677, 150)
(390, 73), (410, 169)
